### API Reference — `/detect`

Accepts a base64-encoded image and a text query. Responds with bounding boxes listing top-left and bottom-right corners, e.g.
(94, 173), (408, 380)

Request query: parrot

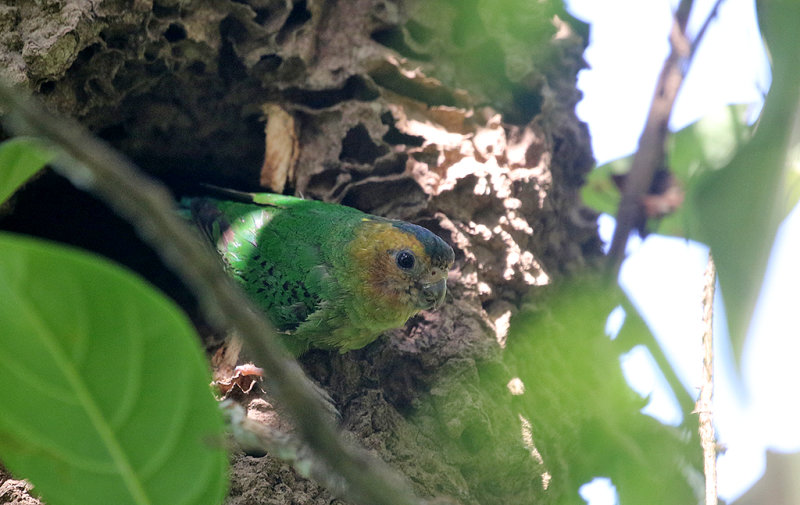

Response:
(185, 188), (455, 356)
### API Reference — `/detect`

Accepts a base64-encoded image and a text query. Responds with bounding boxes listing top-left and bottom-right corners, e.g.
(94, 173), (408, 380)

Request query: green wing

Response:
(188, 197), (330, 333)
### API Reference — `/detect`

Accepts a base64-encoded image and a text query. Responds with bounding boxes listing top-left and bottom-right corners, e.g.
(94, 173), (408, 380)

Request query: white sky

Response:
(565, 0), (795, 502)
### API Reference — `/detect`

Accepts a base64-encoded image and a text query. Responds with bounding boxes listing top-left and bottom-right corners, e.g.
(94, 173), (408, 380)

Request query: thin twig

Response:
(606, 0), (726, 277)
(690, 0), (725, 57)
(697, 253), (718, 505)
(0, 83), (424, 505)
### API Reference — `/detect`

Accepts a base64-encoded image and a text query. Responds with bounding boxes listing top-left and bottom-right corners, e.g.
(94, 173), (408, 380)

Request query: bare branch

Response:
(697, 253), (718, 505)
(606, 15), (690, 275)
(606, 0), (726, 277)
(0, 83), (425, 505)
(675, 0), (695, 30)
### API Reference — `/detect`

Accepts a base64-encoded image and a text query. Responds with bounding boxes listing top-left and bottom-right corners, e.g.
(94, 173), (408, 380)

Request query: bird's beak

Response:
(419, 279), (447, 310)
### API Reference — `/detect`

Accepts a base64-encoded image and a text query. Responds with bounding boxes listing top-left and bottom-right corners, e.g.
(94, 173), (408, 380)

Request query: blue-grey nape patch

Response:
(392, 221), (455, 269)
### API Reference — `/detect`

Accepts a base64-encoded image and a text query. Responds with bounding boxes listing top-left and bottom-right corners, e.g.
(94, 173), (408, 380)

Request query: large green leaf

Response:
(412, 278), (701, 504)
(663, 103), (753, 237)
(0, 232), (228, 505)
(692, 0), (800, 360)
(0, 136), (55, 204)
(501, 279), (700, 505)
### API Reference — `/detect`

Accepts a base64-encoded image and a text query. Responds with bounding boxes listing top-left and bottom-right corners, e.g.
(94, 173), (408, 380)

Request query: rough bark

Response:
(0, 0), (601, 503)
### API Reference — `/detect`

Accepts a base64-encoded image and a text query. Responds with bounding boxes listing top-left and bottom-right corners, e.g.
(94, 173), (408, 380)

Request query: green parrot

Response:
(186, 189), (454, 356)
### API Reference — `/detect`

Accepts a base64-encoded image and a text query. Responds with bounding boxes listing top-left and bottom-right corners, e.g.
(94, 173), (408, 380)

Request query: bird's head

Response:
(347, 218), (455, 318)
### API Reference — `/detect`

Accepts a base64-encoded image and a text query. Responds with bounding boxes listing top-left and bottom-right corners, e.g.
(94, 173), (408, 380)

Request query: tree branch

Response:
(0, 83), (425, 505)
(697, 254), (718, 505)
(605, 11), (691, 275)
(606, 0), (725, 277)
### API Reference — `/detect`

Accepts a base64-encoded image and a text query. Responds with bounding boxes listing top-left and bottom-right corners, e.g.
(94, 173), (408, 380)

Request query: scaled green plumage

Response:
(187, 190), (454, 355)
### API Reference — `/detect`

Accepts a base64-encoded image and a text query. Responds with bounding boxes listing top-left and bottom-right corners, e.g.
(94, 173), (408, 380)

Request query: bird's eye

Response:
(396, 250), (416, 270)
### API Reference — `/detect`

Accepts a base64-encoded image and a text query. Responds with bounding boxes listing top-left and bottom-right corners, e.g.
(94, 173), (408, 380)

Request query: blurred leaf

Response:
(415, 277), (701, 505)
(692, 0), (800, 361)
(0, 232), (228, 505)
(661, 103), (753, 237)
(581, 157), (630, 216)
(669, 104), (752, 183)
(476, 0), (556, 81)
(0, 136), (55, 204)
(503, 279), (700, 505)
(616, 296), (699, 422)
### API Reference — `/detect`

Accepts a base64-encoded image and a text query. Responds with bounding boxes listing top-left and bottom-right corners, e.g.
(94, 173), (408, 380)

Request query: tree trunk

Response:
(0, 0), (601, 503)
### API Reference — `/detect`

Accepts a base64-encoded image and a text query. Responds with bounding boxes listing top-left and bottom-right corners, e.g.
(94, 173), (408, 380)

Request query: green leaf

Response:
(0, 232), (228, 505)
(658, 104), (753, 238)
(0, 137), (55, 204)
(502, 279), (700, 505)
(412, 277), (701, 504)
(581, 156), (630, 216)
(692, 0), (800, 361)
(669, 104), (751, 183)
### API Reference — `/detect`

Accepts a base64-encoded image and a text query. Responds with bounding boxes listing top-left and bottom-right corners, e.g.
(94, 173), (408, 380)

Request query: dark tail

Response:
(198, 184), (259, 204)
